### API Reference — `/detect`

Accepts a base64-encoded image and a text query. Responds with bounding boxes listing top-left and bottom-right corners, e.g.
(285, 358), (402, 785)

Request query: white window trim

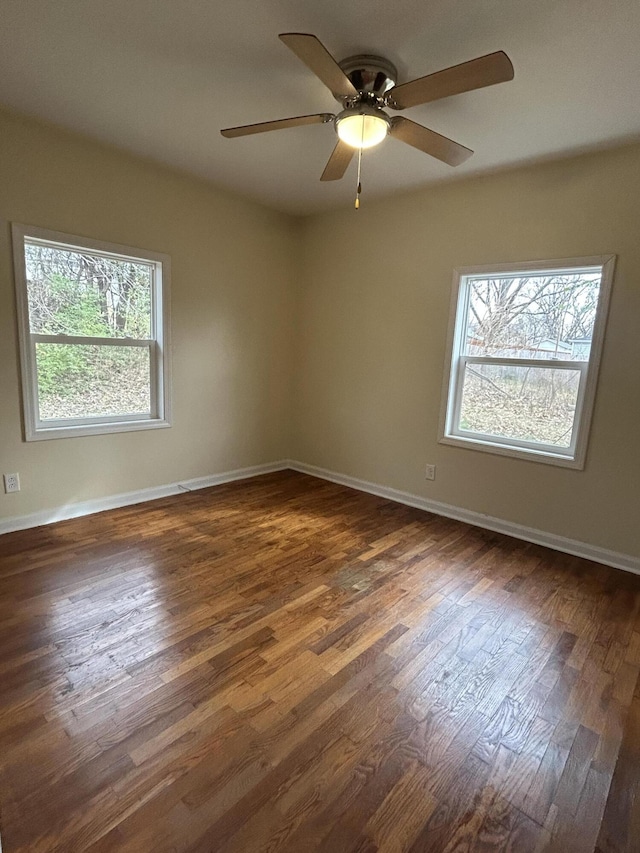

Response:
(438, 255), (616, 469)
(12, 223), (172, 441)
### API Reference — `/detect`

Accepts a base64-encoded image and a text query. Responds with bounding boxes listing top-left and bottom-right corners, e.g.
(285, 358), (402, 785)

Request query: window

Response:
(439, 256), (615, 468)
(12, 224), (171, 440)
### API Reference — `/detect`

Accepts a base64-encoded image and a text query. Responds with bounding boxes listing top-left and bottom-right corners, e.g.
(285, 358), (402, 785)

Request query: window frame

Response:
(438, 255), (615, 469)
(12, 223), (172, 441)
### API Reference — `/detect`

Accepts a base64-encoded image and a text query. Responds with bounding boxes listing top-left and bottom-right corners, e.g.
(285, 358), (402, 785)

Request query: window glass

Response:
(458, 363), (581, 448)
(25, 242), (152, 338)
(35, 343), (151, 421)
(464, 273), (601, 360)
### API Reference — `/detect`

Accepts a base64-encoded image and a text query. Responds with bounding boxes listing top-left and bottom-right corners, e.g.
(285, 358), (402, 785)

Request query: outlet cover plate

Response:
(4, 473), (20, 493)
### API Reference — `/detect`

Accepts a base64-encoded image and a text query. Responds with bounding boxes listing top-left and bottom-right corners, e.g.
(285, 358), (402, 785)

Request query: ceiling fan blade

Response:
(387, 51), (514, 109)
(390, 117), (473, 166)
(320, 140), (355, 181)
(221, 113), (333, 138)
(279, 33), (357, 100)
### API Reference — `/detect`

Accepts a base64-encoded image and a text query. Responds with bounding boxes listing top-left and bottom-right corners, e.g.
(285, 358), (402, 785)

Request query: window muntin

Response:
(440, 257), (614, 468)
(13, 225), (171, 440)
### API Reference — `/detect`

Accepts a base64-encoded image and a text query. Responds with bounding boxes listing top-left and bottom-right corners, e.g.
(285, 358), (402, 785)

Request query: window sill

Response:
(439, 434), (584, 469)
(26, 418), (172, 442)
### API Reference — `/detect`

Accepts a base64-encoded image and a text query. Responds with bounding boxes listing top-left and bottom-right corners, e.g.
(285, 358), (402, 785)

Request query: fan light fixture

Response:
(221, 33), (515, 205)
(336, 107), (390, 149)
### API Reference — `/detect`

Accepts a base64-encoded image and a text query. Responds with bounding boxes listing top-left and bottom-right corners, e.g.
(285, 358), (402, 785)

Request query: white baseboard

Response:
(2, 458), (638, 577)
(0, 461), (288, 536)
(287, 460), (640, 576)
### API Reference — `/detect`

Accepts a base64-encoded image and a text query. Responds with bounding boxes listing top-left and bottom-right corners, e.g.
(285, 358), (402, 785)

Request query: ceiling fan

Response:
(221, 33), (514, 185)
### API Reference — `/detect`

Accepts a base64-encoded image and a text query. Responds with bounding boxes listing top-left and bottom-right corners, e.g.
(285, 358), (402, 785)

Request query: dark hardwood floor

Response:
(0, 470), (638, 852)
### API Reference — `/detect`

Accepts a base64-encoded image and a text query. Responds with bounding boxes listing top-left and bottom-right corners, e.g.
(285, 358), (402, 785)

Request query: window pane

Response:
(464, 273), (601, 360)
(35, 344), (150, 421)
(25, 241), (152, 338)
(458, 363), (581, 448)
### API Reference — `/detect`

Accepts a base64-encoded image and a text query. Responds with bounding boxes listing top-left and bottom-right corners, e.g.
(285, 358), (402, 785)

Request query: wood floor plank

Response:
(0, 470), (638, 852)
(595, 680), (640, 852)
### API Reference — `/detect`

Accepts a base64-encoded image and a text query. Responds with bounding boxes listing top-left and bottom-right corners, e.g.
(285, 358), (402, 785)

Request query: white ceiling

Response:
(1, 0), (639, 215)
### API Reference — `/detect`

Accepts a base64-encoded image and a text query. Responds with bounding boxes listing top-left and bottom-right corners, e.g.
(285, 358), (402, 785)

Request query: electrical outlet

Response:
(3, 473), (20, 493)
(425, 464), (436, 481)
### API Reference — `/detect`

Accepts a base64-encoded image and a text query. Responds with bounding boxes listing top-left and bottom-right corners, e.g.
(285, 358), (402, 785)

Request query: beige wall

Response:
(0, 109), (296, 519)
(293, 144), (640, 558)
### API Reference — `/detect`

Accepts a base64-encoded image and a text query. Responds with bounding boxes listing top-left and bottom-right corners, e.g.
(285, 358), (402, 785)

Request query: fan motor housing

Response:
(338, 54), (398, 102)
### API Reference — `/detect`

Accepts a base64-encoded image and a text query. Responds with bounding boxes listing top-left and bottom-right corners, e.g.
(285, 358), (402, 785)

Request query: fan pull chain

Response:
(355, 120), (364, 210)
